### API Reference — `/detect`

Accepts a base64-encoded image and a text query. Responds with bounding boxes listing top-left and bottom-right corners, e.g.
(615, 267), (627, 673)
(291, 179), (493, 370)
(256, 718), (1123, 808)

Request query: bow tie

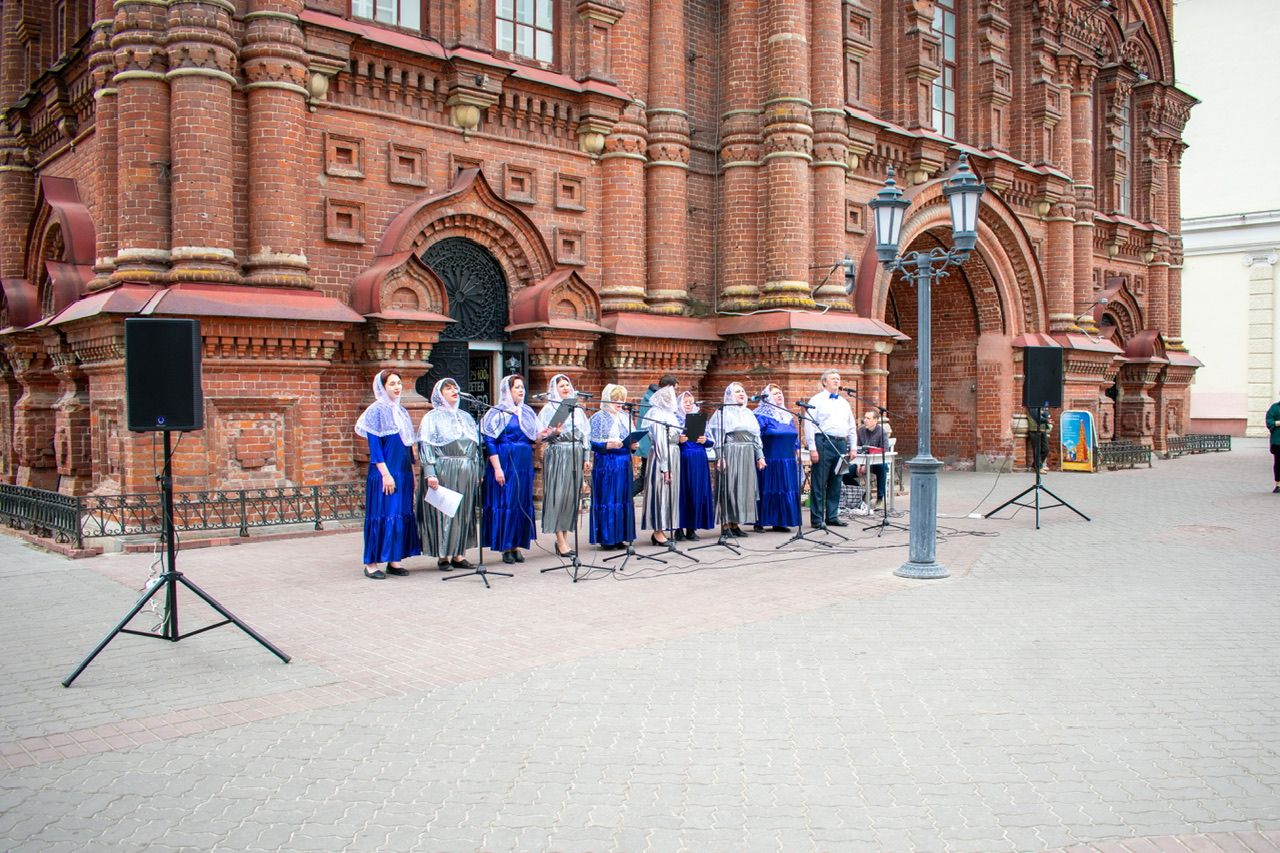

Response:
(829, 393), (839, 400)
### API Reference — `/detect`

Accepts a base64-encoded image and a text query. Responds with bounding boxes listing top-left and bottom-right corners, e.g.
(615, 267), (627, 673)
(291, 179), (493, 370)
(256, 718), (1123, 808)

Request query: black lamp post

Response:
(868, 153), (986, 579)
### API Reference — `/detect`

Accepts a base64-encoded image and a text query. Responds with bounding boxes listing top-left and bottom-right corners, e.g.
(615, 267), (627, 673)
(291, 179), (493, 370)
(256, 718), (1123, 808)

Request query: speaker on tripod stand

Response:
(982, 346), (1090, 530)
(63, 318), (289, 686)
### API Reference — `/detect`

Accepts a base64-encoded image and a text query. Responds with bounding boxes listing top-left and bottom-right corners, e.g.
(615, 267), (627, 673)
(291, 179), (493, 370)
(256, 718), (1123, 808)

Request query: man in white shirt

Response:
(805, 369), (857, 528)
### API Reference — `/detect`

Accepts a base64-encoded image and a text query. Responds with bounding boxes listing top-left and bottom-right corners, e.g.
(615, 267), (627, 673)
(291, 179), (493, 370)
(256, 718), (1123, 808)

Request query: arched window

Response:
(1115, 95), (1132, 217)
(931, 0), (958, 138)
(1096, 70), (1135, 218)
(352, 0), (421, 31)
(496, 0), (554, 64)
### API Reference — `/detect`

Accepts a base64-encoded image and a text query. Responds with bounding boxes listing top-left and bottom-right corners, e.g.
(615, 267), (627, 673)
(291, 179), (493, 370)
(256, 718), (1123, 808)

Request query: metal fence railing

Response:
(1165, 434), (1232, 457)
(0, 482), (365, 549)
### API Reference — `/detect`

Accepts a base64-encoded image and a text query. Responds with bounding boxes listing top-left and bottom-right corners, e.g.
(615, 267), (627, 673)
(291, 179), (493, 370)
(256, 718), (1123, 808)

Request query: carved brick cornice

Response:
(167, 1), (238, 79)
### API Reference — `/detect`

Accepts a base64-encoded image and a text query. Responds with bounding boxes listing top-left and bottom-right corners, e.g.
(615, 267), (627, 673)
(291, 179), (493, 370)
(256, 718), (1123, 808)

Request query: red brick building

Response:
(0, 0), (1197, 495)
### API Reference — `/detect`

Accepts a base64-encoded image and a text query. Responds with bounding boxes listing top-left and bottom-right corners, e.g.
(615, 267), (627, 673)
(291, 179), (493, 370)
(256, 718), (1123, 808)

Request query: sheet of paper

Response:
(424, 484), (463, 518)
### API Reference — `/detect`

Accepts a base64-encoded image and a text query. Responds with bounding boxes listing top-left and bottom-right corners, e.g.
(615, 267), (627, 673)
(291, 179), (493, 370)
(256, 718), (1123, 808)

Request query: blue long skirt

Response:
(363, 436), (422, 564)
(678, 442), (716, 531)
(484, 422), (536, 552)
(757, 431), (801, 527)
(590, 446), (636, 545)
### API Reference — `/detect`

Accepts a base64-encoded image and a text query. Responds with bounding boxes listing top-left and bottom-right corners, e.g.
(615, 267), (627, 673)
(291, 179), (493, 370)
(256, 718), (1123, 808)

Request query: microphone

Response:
(531, 392), (549, 400)
(748, 393), (768, 402)
(795, 401), (816, 410)
(694, 400), (712, 406)
(840, 386), (858, 396)
(576, 391), (597, 398)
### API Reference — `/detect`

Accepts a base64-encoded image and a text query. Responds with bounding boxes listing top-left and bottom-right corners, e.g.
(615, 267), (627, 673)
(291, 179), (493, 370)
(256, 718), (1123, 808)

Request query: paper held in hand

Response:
(424, 484), (463, 518)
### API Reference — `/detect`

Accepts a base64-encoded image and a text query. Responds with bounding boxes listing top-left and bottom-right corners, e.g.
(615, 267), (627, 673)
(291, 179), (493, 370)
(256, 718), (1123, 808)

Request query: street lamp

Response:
(867, 152), (986, 579)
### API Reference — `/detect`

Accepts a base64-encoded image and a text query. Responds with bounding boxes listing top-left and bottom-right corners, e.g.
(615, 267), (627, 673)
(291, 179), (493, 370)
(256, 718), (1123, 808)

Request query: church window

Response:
(1115, 96), (1132, 217)
(931, 0), (958, 138)
(496, 0), (555, 64)
(352, 0), (421, 31)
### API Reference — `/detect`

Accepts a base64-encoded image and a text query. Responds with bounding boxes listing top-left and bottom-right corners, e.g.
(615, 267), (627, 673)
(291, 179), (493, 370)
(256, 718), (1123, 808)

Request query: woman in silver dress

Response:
(538, 373), (591, 558)
(416, 378), (481, 570)
(642, 384), (682, 546)
(707, 381), (766, 537)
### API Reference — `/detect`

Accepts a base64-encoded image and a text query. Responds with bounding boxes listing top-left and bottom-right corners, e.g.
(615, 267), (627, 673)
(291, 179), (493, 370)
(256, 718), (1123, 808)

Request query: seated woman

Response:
(588, 384), (637, 550)
(707, 382), (766, 537)
(356, 370), (422, 579)
(481, 374), (551, 564)
(416, 377), (480, 571)
(753, 383), (801, 532)
(675, 391), (715, 541)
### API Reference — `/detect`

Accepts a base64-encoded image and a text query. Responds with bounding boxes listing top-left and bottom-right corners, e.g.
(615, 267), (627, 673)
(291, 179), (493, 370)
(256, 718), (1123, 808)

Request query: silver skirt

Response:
(717, 436), (759, 525)
(643, 440), (681, 530)
(541, 440), (584, 533)
(416, 439), (480, 557)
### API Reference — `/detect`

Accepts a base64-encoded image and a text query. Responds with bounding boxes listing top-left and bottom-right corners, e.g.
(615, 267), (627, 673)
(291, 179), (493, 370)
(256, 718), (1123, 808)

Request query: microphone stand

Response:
(541, 395), (615, 582)
(840, 389), (906, 536)
(777, 404), (836, 550)
(788, 404), (849, 545)
(632, 406), (698, 563)
(603, 401), (668, 571)
(689, 400), (745, 556)
(444, 393), (514, 588)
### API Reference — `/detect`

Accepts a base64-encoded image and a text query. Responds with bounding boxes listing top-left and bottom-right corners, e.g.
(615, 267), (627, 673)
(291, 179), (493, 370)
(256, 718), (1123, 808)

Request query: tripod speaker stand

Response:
(63, 430), (290, 686)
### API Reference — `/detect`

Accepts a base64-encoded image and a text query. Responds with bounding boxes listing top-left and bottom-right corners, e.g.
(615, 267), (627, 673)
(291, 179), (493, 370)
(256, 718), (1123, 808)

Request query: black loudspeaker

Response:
(1022, 346), (1064, 409)
(125, 318), (204, 432)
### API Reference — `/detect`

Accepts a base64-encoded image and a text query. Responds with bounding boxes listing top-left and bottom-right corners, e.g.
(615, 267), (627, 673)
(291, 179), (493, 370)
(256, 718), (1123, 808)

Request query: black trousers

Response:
(1272, 444), (1279, 481)
(811, 438), (848, 524)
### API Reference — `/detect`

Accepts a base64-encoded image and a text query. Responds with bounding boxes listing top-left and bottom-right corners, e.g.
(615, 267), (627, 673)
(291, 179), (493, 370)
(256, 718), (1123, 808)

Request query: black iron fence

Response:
(0, 482), (365, 549)
(1097, 441), (1153, 470)
(1166, 434), (1232, 457)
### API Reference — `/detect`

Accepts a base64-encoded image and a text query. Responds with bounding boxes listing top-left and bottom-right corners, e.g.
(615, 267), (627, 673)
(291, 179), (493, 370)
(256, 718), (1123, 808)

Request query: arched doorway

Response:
(420, 237), (526, 411)
(884, 228), (1014, 468)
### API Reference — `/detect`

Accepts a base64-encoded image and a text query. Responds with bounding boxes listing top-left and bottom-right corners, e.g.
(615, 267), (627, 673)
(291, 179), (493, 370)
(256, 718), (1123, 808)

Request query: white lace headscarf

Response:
(708, 381), (761, 439)
(354, 371), (416, 446)
(676, 391), (699, 427)
(480, 374), (541, 440)
(591, 383), (631, 441)
(646, 385), (681, 429)
(538, 373), (590, 438)
(755, 383), (792, 425)
(419, 378), (479, 445)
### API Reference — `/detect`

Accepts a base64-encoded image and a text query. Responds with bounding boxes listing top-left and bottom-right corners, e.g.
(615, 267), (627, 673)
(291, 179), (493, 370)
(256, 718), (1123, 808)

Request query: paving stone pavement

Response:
(1, 440), (1278, 852)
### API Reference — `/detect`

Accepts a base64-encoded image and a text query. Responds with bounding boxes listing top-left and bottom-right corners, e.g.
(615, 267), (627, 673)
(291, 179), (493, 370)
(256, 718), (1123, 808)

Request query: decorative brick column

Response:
(1045, 55), (1076, 332)
(644, 0), (689, 315)
(167, 0), (239, 283)
(0, 0), (35, 285)
(599, 104), (649, 313)
(1115, 360), (1162, 448)
(808, 0), (849, 308)
(241, 0), (310, 288)
(973, 0), (1012, 152)
(8, 336), (60, 490)
(42, 331), (93, 495)
(759, 0), (814, 309)
(0, 356), (18, 483)
(717, 0), (762, 312)
(1166, 143), (1186, 348)
(88, 0), (119, 292)
(111, 0), (171, 284)
(1071, 62), (1098, 320)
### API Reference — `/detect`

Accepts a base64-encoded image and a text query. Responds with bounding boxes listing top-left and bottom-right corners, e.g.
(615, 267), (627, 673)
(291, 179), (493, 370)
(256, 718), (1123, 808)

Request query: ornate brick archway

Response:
(872, 187), (1043, 468)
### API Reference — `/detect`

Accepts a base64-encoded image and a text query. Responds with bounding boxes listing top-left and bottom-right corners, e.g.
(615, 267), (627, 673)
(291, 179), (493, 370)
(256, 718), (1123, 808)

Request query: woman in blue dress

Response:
(356, 370), (422, 579)
(753, 383), (801, 532)
(589, 384), (636, 550)
(481, 374), (549, 564)
(675, 391), (715, 541)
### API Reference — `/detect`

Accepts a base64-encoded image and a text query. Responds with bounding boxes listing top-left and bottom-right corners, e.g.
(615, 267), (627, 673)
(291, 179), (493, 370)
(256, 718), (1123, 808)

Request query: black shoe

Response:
(1274, 486), (1280, 494)
(650, 533), (667, 547)
(685, 529), (700, 541)
(451, 557), (472, 569)
(771, 526), (790, 533)
(437, 559), (452, 571)
(810, 520), (824, 530)
(502, 551), (516, 564)
(385, 565), (409, 576)
(364, 567), (386, 580)
(729, 525), (747, 537)
(513, 550), (525, 563)
(555, 546), (576, 558)
(826, 519), (849, 527)
(752, 524), (765, 533)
